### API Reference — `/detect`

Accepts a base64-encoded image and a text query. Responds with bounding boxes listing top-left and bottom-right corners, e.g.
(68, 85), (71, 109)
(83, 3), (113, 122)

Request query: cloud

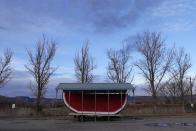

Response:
(0, 0), (164, 33)
(1, 0), (195, 34)
(0, 70), (75, 98)
(1, 0), (196, 98)
(145, 0), (196, 32)
(150, 0), (196, 17)
(88, 0), (163, 32)
(11, 57), (27, 71)
(0, 25), (7, 30)
(162, 20), (196, 32)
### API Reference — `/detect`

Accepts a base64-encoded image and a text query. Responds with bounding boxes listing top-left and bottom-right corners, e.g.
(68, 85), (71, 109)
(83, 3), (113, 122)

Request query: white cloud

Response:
(144, 0), (196, 32)
(0, 69), (76, 98)
(11, 57), (27, 71)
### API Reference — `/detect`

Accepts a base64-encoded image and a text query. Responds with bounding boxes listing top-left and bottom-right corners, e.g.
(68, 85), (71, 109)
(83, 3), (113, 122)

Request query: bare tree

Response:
(158, 81), (180, 103)
(130, 85), (136, 103)
(107, 45), (134, 83)
(0, 49), (12, 87)
(170, 48), (191, 104)
(25, 36), (56, 113)
(187, 77), (196, 103)
(74, 41), (96, 83)
(135, 31), (173, 100)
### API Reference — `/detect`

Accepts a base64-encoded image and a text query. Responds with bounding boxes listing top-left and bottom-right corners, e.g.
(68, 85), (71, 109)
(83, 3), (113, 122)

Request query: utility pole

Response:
(186, 77), (195, 104)
(189, 77), (193, 103)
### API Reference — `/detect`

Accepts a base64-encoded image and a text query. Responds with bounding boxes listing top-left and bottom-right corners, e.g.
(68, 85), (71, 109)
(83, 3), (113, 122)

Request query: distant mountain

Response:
(0, 95), (8, 101)
(128, 95), (155, 103)
(128, 95), (196, 104)
(0, 95), (62, 105)
(0, 95), (164, 104)
(1, 95), (196, 105)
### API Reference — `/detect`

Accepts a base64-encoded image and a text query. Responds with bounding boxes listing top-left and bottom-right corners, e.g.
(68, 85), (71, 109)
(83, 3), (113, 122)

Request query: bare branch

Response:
(107, 44), (134, 83)
(74, 41), (96, 83)
(0, 49), (13, 87)
(169, 47), (191, 103)
(135, 31), (174, 100)
(25, 35), (57, 113)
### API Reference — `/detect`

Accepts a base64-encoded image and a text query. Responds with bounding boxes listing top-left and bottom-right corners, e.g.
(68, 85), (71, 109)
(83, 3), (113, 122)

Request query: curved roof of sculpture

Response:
(56, 83), (133, 91)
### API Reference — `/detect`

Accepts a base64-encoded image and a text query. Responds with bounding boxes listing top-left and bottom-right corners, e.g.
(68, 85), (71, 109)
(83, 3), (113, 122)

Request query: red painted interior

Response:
(64, 91), (126, 113)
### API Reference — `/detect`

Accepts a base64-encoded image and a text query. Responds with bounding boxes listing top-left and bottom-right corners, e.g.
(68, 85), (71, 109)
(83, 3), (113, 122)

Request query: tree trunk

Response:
(36, 88), (42, 114)
(150, 80), (157, 101)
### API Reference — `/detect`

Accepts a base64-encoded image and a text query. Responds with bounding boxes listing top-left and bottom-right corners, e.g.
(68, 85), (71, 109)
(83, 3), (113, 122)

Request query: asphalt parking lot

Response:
(0, 116), (196, 131)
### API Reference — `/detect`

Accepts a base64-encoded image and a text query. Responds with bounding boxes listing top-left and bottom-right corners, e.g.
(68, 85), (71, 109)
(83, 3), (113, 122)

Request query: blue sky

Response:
(0, 0), (196, 98)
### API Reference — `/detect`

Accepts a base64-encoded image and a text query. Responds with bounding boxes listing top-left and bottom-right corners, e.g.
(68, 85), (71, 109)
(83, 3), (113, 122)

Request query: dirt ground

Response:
(0, 116), (196, 131)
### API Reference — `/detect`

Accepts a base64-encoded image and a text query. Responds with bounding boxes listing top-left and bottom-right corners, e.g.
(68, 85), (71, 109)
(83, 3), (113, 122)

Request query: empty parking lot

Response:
(1, 116), (196, 131)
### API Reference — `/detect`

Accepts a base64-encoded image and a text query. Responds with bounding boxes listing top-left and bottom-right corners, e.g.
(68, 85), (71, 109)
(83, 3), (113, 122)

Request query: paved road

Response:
(0, 116), (196, 131)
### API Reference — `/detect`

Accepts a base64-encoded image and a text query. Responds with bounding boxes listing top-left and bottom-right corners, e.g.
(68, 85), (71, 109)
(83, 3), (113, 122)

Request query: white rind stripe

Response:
(63, 92), (127, 115)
